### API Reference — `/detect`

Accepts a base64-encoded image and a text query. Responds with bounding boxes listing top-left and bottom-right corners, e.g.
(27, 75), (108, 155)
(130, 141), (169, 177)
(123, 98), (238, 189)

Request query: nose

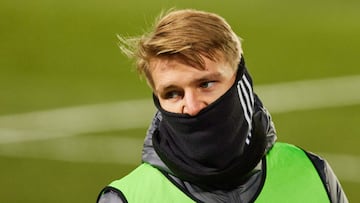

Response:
(182, 91), (207, 116)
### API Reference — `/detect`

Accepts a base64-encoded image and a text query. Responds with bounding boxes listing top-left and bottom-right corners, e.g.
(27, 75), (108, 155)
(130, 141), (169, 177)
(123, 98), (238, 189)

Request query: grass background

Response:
(0, 0), (359, 202)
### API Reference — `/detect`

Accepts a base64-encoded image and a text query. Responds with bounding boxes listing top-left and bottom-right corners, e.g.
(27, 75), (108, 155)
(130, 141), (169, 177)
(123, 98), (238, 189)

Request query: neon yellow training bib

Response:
(108, 142), (329, 203)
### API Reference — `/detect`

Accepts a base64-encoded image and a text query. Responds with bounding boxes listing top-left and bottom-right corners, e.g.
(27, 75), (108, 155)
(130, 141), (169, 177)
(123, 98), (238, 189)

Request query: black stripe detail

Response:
(239, 81), (253, 120)
(96, 186), (128, 203)
(303, 149), (332, 202)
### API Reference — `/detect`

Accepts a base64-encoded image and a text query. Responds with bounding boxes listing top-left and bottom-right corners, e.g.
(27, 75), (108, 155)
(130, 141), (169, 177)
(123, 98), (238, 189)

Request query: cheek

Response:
(158, 99), (182, 113)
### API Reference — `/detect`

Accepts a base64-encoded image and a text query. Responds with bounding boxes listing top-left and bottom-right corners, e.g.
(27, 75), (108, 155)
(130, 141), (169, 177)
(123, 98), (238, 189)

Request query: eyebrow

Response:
(156, 72), (223, 94)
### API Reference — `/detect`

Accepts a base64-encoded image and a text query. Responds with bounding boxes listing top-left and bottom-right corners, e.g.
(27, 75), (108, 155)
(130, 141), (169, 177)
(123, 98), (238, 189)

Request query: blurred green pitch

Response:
(1, 0), (359, 202)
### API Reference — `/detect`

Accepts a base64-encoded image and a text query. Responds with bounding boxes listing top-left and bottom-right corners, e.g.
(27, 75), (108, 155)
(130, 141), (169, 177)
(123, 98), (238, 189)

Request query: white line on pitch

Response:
(0, 135), (358, 183)
(0, 74), (359, 144)
(254, 74), (360, 113)
(0, 99), (155, 144)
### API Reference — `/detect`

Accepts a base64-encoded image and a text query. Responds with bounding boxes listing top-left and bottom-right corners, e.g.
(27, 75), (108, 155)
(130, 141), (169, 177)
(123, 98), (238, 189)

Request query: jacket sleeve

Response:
(97, 187), (127, 203)
(305, 151), (349, 203)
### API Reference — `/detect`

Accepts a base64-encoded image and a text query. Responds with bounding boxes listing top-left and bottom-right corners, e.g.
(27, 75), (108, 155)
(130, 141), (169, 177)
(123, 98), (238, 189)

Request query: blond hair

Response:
(118, 9), (243, 88)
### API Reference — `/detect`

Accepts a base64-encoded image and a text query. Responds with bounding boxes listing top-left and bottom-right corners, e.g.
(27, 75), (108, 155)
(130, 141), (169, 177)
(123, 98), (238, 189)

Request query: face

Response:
(151, 56), (236, 116)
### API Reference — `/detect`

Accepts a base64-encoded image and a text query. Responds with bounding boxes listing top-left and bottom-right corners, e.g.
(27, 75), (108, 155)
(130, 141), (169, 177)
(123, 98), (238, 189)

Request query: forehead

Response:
(149, 54), (230, 74)
(149, 56), (235, 92)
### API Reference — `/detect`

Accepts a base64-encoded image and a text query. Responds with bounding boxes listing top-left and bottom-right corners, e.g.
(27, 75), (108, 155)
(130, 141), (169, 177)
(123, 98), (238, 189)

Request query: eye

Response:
(163, 90), (183, 100)
(199, 81), (216, 89)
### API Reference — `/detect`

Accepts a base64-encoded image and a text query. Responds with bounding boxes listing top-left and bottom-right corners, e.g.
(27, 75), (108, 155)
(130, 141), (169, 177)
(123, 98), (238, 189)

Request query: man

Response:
(97, 9), (348, 202)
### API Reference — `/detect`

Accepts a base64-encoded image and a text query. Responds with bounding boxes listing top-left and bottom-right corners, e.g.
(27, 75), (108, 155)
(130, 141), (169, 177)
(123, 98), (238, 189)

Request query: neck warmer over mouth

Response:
(152, 57), (267, 190)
